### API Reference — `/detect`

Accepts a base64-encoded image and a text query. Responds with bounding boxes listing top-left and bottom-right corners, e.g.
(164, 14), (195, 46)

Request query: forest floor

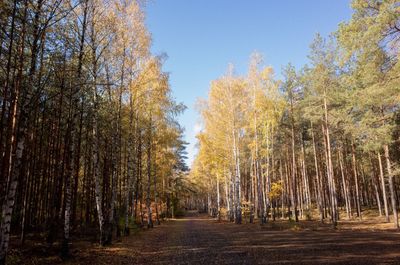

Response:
(9, 211), (400, 265)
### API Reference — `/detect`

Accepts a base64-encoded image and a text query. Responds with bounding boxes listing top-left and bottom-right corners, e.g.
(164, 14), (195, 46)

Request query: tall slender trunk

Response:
(285, 149), (293, 220)
(323, 95), (337, 227)
(124, 100), (135, 235)
(377, 151), (390, 222)
(249, 157), (255, 223)
(146, 116), (153, 228)
(0, 2), (29, 263)
(91, 27), (105, 245)
(62, 79), (76, 257)
(62, 0), (88, 253)
(290, 100), (298, 222)
(338, 148), (350, 219)
(373, 180), (382, 217)
(0, 0), (17, 157)
(62, 127), (72, 257)
(383, 145), (399, 228)
(216, 175), (221, 221)
(264, 126), (271, 222)
(93, 99), (105, 245)
(224, 173), (229, 217)
(232, 129), (241, 224)
(154, 152), (160, 225)
(311, 123), (323, 221)
(230, 171), (235, 221)
(351, 141), (361, 220)
(279, 160), (285, 219)
(300, 134), (310, 217)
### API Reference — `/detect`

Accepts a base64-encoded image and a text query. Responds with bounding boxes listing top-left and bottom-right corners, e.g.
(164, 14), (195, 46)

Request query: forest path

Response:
(73, 212), (400, 265)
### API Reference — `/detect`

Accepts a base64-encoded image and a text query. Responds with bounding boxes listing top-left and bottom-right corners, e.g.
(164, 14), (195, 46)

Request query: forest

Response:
(0, 0), (190, 264)
(0, 0), (400, 264)
(192, 0), (400, 228)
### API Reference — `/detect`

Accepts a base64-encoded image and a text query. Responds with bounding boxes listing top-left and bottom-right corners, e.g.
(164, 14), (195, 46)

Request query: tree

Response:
(337, 0), (400, 228)
(0, 0), (187, 263)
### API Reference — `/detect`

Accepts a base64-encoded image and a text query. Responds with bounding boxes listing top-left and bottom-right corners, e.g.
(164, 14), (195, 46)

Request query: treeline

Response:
(0, 0), (188, 263)
(191, 0), (400, 228)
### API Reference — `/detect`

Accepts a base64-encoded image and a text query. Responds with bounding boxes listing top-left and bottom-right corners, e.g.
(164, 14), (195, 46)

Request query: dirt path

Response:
(68, 212), (400, 265)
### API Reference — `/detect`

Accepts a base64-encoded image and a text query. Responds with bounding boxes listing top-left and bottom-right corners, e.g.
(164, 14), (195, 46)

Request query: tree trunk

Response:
(377, 151), (390, 222)
(224, 171), (231, 221)
(351, 141), (362, 220)
(323, 95), (337, 227)
(146, 117), (153, 229)
(383, 145), (399, 228)
(154, 152), (160, 225)
(232, 129), (241, 224)
(0, 2), (29, 262)
(290, 111), (298, 222)
(216, 176), (221, 221)
(338, 147), (350, 219)
(311, 123), (323, 222)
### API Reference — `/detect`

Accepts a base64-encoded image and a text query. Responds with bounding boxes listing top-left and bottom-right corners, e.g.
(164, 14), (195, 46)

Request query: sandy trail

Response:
(67, 212), (400, 265)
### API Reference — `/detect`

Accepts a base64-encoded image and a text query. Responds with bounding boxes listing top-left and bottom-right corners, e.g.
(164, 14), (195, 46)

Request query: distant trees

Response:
(192, 0), (400, 229)
(0, 0), (187, 263)
(192, 57), (284, 225)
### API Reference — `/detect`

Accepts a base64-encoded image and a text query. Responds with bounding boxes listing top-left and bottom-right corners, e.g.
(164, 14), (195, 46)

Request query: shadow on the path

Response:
(69, 214), (400, 265)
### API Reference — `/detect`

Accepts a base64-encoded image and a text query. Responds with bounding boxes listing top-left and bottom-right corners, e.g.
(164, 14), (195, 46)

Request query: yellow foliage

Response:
(269, 181), (283, 200)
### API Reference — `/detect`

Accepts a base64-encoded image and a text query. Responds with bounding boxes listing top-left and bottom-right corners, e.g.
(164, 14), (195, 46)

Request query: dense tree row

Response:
(0, 0), (188, 263)
(191, 0), (400, 229)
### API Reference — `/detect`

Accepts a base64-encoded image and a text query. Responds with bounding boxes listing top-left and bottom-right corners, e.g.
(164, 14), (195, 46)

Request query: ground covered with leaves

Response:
(9, 211), (400, 264)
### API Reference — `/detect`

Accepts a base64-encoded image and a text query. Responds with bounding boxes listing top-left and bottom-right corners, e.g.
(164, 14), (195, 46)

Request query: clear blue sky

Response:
(145, 0), (352, 167)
